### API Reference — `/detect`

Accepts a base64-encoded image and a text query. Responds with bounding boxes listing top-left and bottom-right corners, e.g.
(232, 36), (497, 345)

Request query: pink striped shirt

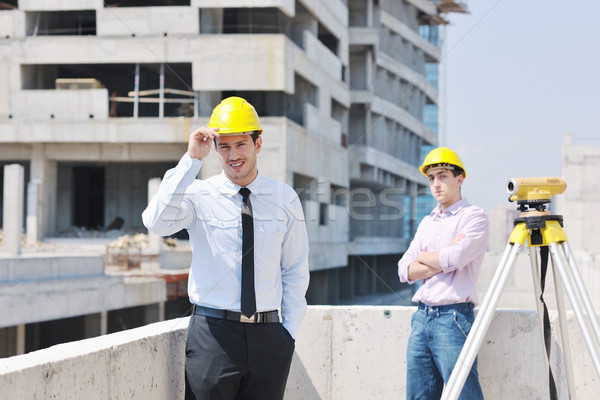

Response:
(398, 198), (489, 306)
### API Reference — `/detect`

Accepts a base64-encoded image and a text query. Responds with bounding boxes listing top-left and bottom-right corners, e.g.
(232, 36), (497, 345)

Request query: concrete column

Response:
(339, 261), (354, 300)
(84, 313), (108, 339)
(144, 302), (165, 324)
(2, 164), (24, 255)
(367, 0), (373, 27)
(199, 8), (223, 34)
(364, 105), (372, 147)
(16, 324), (25, 355)
(369, 256), (378, 294)
(100, 311), (108, 336)
(355, 256), (368, 296)
(0, 326), (18, 358)
(409, 181), (418, 237)
(327, 268), (340, 304)
(30, 145), (57, 238)
(315, 178), (329, 204)
(366, 49), (373, 92)
(147, 178), (162, 254)
(318, 90), (331, 133)
(26, 179), (41, 246)
(290, 5), (317, 45)
(159, 302), (165, 322)
(196, 91), (221, 117)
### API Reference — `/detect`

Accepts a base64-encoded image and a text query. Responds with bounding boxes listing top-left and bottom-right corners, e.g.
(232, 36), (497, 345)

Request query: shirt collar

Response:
(431, 198), (468, 218)
(216, 171), (263, 198)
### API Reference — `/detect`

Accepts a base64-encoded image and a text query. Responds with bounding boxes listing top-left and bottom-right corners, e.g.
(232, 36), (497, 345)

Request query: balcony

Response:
(96, 6), (199, 37)
(0, 306), (596, 399)
(0, 253), (167, 329)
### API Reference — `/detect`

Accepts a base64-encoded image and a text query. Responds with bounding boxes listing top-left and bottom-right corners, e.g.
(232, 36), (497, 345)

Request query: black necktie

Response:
(239, 187), (256, 317)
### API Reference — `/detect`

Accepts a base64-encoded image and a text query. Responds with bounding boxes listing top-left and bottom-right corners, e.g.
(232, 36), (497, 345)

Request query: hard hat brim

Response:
(212, 129), (263, 136)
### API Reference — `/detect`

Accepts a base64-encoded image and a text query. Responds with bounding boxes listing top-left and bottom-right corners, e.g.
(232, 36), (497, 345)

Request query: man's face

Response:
(427, 168), (464, 209)
(215, 134), (262, 187)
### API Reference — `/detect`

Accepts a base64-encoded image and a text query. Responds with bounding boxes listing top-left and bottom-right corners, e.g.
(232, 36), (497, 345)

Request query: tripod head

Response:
(508, 177), (567, 244)
(507, 177), (567, 214)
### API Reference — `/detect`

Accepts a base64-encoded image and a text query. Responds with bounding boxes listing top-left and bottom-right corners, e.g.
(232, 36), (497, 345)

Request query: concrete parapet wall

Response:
(192, 0), (295, 17)
(0, 318), (188, 399)
(1, 307), (598, 399)
(0, 253), (166, 328)
(303, 30), (342, 81)
(0, 254), (104, 283)
(0, 275), (166, 328)
(19, 0), (103, 11)
(379, 9), (440, 60)
(0, 10), (25, 39)
(192, 35), (292, 92)
(97, 6), (199, 37)
(14, 89), (109, 120)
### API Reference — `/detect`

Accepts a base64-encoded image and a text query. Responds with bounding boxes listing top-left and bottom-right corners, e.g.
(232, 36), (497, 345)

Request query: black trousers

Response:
(185, 314), (295, 400)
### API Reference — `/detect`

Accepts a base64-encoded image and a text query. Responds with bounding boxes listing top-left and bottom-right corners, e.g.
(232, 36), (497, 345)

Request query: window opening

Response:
(73, 166), (105, 230)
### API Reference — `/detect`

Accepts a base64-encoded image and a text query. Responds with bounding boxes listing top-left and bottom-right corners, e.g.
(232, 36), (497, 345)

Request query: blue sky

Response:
(442, 0), (600, 212)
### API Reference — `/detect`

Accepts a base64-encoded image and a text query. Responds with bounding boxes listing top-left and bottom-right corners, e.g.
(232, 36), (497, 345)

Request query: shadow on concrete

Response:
(285, 352), (322, 399)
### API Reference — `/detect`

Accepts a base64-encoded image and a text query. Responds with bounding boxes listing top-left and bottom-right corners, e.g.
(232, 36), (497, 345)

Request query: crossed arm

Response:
(407, 233), (464, 280)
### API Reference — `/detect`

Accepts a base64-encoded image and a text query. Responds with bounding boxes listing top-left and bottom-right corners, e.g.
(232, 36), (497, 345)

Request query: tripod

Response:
(441, 194), (600, 399)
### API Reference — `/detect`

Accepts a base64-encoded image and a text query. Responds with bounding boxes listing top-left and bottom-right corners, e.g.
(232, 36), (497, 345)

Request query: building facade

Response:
(0, 0), (465, 357)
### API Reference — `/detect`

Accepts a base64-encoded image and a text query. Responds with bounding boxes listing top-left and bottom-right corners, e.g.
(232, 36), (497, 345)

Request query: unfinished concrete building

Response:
(0, 0), (464, 357)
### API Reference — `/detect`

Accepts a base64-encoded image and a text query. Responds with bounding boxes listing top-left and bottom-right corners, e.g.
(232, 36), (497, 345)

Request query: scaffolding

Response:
(109, 64), (197, 118)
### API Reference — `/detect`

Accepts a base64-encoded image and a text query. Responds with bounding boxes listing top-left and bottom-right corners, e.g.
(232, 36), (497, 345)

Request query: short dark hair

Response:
(451, 166), (464, 178)
(249, 131), (260, 144)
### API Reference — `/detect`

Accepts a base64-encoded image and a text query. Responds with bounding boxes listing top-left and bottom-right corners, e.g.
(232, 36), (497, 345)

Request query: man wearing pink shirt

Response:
(398, 147), (489, 399)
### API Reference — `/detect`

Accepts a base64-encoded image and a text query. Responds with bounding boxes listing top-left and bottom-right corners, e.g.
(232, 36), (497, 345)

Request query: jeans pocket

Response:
(453, 311), (472, 338)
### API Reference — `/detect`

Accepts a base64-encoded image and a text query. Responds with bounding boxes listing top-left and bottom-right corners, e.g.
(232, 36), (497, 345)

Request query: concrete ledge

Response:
(0, 318), (188, 399)
(1, 307), (598, 399)
(0, 275), (166, 328)
(0, 254), (104, 283)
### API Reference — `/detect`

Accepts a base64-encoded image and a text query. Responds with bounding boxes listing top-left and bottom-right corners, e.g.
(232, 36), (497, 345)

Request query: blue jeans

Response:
(406, 303), (483, 400)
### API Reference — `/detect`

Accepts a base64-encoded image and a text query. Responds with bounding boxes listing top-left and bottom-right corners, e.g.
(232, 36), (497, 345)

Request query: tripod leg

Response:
(562, 242), (600, 342)
(441, 243), (522, 400)
(528, 246), (566, 395)
(550, 256), (577, 400)
(548, 242), (600, 378)
(529, 246), (546, 340)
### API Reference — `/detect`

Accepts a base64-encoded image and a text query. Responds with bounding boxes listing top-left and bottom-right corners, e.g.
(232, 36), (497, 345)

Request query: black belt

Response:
(194, 305), (280, 324)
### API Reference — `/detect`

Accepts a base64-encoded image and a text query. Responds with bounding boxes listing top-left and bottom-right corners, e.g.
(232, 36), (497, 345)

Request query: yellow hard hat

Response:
(419, 147), (467, 178)
(208, 96), (263, 135)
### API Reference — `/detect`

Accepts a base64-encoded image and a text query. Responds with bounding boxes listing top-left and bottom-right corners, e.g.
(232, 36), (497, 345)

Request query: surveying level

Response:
(441, 177), (600, 400)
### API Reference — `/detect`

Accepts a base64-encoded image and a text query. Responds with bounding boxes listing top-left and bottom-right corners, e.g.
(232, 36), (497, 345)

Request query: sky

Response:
(442, 0), (600, 213)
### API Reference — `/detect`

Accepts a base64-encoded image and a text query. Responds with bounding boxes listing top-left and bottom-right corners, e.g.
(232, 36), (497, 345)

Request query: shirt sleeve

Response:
(279, 193), (310, 339)
(142, 153), (202, 237)
(438, 208), (489, 273)
(398, 219), (427, 284)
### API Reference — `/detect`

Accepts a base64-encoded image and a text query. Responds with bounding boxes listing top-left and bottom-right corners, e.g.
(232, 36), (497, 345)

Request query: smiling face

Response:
(215, 134), (262, 187)
(427, 168), (464, 210)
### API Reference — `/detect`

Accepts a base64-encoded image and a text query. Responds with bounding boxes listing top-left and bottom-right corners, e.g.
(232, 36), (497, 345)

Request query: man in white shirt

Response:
(142, 96), (310, 400)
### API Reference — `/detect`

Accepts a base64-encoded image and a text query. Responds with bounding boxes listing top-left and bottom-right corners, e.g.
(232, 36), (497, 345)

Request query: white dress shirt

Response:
(142, 153), (310, 338)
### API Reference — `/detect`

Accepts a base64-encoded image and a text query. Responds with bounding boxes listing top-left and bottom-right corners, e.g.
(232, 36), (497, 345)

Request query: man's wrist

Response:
(417, 251), (441, 269)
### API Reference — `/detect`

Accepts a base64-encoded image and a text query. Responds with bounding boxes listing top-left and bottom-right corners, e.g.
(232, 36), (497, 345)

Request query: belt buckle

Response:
(240, 313), (256, 323)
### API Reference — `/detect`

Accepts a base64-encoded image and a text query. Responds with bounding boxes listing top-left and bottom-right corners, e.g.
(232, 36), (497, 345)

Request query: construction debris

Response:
(105, 234), (143, 270)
